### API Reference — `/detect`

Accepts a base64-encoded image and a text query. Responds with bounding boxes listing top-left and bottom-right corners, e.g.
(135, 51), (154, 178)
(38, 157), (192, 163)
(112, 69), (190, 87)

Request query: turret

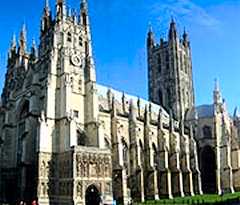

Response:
(234, 107), (240, 121)
(41, 0), (52, 34)
(183, 28), (189, 47)
(80, 0), (88, 27)
(168, 18), (177, 40)
(80, 0), (96, 82)
(18, 24), (27, 56)
(147, 25), (155, 51)
(56, 0), (66, 21)
(29, 39), (37, 62)
(129, 101), (137, 122)
(213, 79), (222, 105)
(7, 34), (17, 65)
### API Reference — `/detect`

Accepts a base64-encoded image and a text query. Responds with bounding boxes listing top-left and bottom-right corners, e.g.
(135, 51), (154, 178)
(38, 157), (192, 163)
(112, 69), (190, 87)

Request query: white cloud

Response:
(150, 0), (221, 29)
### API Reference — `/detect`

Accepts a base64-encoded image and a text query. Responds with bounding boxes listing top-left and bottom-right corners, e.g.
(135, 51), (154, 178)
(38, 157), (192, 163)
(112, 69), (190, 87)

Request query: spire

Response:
(18, 24), (27, 55)
(80, 0), (88, 27)
(168, 18), (177, 40)
(214, 78), (220, 92)
(46, 0), (49, 8)
(30, 39), (37, 60)
(183, 27), (189, 47)
(41, 0), (52, 33)
(11, 33), (17, 50)
(213, 78), (222, 104)
(8, 33), (17, 63)
(129, 101), (137, 122)
(56, 0), (66, 21)
(80, 0), (96, 82)
(81, 0), (88, 11)
(147, 22), (155, 50)
(233, 107), (240, 120)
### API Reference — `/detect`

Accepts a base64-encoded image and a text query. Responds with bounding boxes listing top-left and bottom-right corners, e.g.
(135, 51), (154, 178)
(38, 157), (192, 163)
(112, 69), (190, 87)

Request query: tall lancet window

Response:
(122, 139), (129, 172)
(17, 100), (30, 163)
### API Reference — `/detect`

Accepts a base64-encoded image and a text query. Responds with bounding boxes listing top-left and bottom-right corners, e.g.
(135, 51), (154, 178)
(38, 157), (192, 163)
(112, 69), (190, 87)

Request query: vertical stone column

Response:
(143, 106), (159, 200)
(180, 122), (194, 196)
(189, 127), (202, 195)
(157, 110), (172, 199)
(111, 97), (126, 204)
(169, 115), (184, 197)
(219, 133), (234, 193)
(128, 102), (145, 202)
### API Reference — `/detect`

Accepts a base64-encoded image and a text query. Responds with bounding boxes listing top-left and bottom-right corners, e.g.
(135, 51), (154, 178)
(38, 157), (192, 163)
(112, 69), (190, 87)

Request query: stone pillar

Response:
(220, 144), (234, 193)
(216, 146), (222, 195)
(158, 167), (172, 199)
(143, 106), (159, 200)
(232, 149), (240, 191)
(189, 126), (203, 195)
(145, 169), (159, 200)
(169, 134), (184, 196)
(180, 134), (194, 196)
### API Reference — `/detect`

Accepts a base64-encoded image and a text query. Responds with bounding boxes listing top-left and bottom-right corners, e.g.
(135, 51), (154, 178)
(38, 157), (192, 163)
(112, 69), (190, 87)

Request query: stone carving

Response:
(76, 181), (82, 198)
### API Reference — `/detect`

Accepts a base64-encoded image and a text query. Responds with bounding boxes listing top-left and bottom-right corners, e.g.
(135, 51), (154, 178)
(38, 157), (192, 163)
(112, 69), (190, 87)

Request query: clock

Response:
(71, 54), (82, 67)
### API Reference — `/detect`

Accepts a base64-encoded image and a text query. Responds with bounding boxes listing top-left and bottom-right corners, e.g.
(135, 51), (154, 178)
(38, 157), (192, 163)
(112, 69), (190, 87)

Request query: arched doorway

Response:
(200, 146), (216, 194)
(85, 185), (101, 205)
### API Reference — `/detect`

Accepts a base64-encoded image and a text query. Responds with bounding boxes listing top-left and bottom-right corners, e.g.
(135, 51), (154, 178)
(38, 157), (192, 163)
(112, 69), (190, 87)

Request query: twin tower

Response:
(0, 0), (204, 205)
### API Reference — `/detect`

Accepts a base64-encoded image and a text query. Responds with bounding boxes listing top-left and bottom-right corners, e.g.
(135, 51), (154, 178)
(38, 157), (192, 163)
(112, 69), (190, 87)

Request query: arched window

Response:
(17, 100), (30, 163)
(77, 130), (86, 146)
(79, 36), (83, 46)
(19, 100), (29, 120)
(122, 139), (129, 171)
(203, 126), (212, 139)
(67, 32), (72, 42)
(152, 143), (158, 167)
(159, 89), (163, 106)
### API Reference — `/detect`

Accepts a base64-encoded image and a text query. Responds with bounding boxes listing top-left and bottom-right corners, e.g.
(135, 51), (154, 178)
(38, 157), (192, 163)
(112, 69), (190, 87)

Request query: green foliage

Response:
(135, 192), (240, 205)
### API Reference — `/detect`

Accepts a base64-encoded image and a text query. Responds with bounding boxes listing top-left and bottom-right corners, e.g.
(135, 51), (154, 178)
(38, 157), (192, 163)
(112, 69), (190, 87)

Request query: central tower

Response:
(147, 20), (195, 120)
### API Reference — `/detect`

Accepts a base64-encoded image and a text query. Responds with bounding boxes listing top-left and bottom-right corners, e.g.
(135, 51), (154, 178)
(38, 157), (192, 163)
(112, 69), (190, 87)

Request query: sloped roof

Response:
(196, 104), (214, 118)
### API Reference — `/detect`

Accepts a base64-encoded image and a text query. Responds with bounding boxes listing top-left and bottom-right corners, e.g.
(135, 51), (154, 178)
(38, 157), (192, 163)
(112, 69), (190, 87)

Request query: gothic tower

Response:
(147, 20), (195, 120)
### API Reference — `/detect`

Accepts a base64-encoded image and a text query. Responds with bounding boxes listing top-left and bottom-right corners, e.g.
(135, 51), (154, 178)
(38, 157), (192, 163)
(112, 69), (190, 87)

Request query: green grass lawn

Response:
(135, 192), (240, 204)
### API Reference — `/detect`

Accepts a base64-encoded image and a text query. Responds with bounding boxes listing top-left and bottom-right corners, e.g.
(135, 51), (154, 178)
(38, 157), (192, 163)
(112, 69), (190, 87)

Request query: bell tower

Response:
(147, 20), (195, 120)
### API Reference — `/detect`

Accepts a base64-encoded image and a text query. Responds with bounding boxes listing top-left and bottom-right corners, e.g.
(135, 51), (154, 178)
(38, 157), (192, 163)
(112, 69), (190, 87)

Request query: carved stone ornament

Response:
(71, 54), (82, 67)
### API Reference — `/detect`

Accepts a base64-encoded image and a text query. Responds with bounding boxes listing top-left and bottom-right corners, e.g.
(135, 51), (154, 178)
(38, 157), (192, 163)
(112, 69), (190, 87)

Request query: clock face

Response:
(71, 54), (82, 67)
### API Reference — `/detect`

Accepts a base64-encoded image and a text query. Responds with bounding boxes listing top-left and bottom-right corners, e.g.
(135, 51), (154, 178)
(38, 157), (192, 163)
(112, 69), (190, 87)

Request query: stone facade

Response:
(0, 1), (240, 205)
(147, 20), (194, 120)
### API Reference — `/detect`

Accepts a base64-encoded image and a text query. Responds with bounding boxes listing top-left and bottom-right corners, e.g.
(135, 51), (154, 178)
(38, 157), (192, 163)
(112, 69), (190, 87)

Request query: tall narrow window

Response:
(67, 32), (72, 42)
(79, 36), (83, 46)
(122, 139), (129, 173)
(152, 143), (158, 167)
(159, 89), (163, 106)
(158, 54), (161, 73)
(203, 126), (212, 139)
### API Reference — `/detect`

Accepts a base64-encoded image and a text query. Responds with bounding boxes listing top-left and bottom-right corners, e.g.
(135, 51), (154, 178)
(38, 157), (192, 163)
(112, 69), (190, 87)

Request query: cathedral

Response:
(1, 0), (240, 205)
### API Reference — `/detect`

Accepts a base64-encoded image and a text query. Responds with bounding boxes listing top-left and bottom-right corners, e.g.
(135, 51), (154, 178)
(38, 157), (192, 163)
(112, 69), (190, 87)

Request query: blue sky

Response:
(0, 0), (240, 114)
